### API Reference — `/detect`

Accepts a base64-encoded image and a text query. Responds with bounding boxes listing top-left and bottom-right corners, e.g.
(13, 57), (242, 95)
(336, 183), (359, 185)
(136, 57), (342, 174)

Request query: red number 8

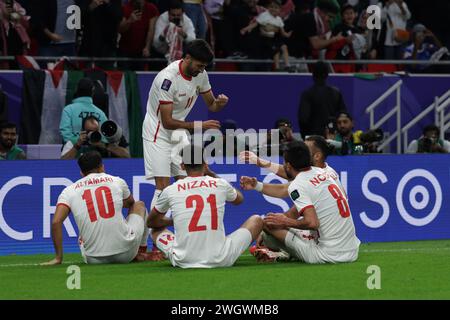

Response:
(328, 184), (350, 218)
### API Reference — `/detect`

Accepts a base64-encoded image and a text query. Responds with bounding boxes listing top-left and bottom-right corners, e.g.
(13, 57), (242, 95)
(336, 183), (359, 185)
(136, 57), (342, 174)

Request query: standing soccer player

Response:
(147, 145), (263, 268)
(142, 39), (229, 215)
(240, 141), (360, 264)
(42, 151), (161, 265)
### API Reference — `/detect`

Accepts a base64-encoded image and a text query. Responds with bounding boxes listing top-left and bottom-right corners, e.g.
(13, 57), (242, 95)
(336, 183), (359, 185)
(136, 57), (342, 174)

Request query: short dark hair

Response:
(0, 122), (17, 133)
(341, 4), (355, 14)
(181, 144), (205, 171)
(316, 0), (339, 14)
(168, 0), (183, 10)
(423, 124), (440, 136)
(337, 111), (353, 121)
(185, 39), (214, 64)
(312, 61), (329, 82)
(78, 151), (103, 175)
(305, 135), (330, 159)
(274, 118), (292, 129)
(74, 78), (94, 99)
(283, 140), (312, 171)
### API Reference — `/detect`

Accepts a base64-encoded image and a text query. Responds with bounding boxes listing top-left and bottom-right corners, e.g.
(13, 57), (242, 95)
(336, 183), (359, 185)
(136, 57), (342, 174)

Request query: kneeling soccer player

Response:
(147, 145), (263, 268)
(42, 151), (163, 265)
(240, 140), (360, 264)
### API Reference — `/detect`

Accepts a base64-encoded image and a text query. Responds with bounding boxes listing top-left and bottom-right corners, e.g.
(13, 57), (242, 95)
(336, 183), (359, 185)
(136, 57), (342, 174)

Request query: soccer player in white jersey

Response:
(240, 141), (360, 264)
(42, 151), (161, 265)
(147, 145), (263, 268)
(142, 39), (229, 216)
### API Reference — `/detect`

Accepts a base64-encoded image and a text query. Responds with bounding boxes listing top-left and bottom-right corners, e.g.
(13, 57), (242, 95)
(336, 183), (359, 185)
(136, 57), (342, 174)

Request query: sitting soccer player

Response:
(42, 151), (163, 265)
(147, 145), (263, 268)
(240, 140), (360, 264)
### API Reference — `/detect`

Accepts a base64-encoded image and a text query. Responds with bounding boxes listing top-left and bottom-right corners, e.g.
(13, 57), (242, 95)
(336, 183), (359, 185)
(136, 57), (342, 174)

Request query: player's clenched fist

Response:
(213, 94), (229, 108)
(240, 176), (257, 190)
(202, 120), (221, 130)
(239, 151), (258, 164)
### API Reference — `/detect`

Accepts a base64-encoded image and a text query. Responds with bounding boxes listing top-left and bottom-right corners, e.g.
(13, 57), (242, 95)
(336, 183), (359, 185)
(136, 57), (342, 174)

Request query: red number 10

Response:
(328, 184), (350, 218)
(186, 194), (218, 232)
(82, 186), (116, 222)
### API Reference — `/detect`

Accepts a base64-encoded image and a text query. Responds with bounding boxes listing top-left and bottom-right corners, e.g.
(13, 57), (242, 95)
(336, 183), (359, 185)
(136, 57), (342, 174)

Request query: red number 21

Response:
(328, 184), (350, 218)
(186, 194), (218, 232)
(82, 186), (116, 222)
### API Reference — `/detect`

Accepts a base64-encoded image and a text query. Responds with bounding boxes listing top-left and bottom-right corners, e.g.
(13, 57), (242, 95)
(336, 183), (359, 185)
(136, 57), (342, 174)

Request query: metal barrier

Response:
(365, 80), (403, 153)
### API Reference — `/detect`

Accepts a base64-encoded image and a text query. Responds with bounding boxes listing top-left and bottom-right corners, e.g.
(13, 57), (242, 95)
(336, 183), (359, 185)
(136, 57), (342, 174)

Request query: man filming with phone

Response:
(153, 0), (196, 63)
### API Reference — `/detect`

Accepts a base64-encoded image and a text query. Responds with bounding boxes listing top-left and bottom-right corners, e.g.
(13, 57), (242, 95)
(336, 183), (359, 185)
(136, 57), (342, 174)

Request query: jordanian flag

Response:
(19, 69), (143, 157)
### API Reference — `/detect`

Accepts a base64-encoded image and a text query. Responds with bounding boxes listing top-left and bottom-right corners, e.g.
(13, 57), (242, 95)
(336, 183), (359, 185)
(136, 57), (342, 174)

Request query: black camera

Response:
(101, 120), (123, 144)
(86, 131), (102, 144)
(359, 129), (384, 144)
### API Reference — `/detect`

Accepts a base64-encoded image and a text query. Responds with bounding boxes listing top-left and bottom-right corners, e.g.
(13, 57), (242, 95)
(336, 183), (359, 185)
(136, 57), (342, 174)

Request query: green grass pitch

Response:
(1, 240), (449, 300)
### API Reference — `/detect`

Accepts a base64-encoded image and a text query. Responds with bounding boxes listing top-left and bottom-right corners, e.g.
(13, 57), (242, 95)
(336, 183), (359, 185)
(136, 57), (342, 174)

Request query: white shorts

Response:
(156, 228), (252, 268)
(80, 214), (145, 264)
(143, 138), (187, 179)
(284, 228), (359, 264)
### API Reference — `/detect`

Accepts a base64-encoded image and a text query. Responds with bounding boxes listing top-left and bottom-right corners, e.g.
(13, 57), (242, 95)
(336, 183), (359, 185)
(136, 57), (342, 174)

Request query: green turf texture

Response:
(1, 240), (449, 300)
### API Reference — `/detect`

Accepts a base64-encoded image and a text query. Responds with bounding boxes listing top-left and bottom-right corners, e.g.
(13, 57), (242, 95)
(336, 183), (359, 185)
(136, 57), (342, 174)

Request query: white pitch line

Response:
(0, 261), (81, 268)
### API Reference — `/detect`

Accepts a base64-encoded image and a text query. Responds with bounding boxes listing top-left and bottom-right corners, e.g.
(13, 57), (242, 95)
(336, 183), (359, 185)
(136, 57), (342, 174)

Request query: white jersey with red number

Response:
(154, 175), (238, 268)
(57, 173), (137, 257)
(322, 163), (347, 198)
(288, 167), (360, 253)
(142, 59), (212, 144)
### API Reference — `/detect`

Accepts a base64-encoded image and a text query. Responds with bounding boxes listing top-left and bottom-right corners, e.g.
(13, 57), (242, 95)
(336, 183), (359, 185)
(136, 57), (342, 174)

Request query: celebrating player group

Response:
(43, 39), (360, 268)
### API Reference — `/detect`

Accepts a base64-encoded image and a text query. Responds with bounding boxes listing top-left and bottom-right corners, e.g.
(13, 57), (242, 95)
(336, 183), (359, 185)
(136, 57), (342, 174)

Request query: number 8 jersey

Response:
(153, 175), (238, 267)
(288, 166), (360, 254)
(57, 173), (137, 257)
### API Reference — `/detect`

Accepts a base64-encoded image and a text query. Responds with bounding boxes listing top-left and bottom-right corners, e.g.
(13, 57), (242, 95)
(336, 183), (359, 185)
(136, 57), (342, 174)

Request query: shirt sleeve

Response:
(222, 179), (238, 202)
(288, 181), (313, 215)
(154, 188), (170, 214)
(57, 187), (71, 210)
(117, 178), (131, 200)
(154, 74), (176, 104)
(200, 71), (212, 94)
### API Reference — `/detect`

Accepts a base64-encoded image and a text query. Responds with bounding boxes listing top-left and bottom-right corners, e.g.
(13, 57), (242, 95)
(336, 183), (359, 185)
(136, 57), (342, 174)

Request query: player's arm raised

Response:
(201, 90), (229, 112)
(240, 176), (289, 198)
(160, 103), (221, 131)
(239, 151), (289, 180)
(41, 204), (71, 266)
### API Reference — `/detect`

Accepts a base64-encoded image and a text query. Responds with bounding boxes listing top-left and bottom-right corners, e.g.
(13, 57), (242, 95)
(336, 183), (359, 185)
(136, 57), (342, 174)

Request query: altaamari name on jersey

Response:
(177, 179), (218, 192)
(309, 171), (338, 187)
(74, 176), (114, 189)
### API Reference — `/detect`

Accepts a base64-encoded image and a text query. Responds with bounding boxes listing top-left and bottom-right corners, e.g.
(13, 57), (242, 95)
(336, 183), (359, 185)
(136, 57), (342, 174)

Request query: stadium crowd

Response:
(0, 0), (448, 72)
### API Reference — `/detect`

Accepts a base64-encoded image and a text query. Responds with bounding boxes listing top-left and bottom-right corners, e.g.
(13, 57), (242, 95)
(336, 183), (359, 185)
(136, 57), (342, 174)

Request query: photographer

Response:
(406, 124), (450, 154)
(61, 116), (130, 159)
(153, 0), (196, 63)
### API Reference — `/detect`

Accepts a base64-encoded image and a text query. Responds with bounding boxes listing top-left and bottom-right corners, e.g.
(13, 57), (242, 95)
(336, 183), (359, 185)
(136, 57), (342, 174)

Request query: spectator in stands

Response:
(59, 78), (108, 145)
(0, 0), (30, 64)
(328, 112), (364, 155)
(79, 0), (122, 67)
(285, 0), (346, 62)
(182, 0), (207, 39)
(241, 0), (293, 71)
(118, 0), (159, 70)
(383, 0), (411, 60)
(61, 116), (130, 159)
(204, 0), (234, 58)
(0, 122), (26, 160)
(403, 24), (443, 73)
(298, 61), (347, 139)
(30, 0), (76, 58)
(357, 3), (385, 59)
(406, 124), (450, 154)
(153, 0), (196, 64)
(330, 4), (364, 60)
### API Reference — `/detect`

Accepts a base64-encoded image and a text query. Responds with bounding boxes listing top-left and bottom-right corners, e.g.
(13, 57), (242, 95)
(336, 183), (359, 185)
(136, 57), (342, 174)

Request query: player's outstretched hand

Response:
(239, 151), (258, 164)
(214, 94), (229, 108)
(240, 176), (257, 190)
(40, 258), (62, 266)
(264, 213), (290, 229)
(202, 120), (221, 130)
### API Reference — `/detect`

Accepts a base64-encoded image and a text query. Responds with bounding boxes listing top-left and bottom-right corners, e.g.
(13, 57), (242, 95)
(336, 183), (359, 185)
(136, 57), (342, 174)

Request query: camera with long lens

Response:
(86, 131), (102, 144)
(359, 128), (384, 153)
(418, 137), (436, 153)
(101, 120), (123, 144)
